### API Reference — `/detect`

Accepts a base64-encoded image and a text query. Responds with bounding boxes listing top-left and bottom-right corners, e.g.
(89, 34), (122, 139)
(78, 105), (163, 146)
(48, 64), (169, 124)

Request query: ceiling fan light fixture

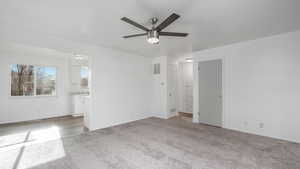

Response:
(122, 13), (188, 44)
(147, 30), (159, 44)
(186, 58), (193, 62)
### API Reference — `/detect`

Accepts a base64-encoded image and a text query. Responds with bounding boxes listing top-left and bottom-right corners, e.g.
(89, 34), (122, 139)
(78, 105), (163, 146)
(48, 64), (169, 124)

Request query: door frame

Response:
(178, 62), (194, 114)
(193, 56), (226, 128)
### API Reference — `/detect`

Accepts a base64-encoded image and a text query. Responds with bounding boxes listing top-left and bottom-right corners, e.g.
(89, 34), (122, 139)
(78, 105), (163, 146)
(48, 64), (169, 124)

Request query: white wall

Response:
(0, 43), (71, 124)
(151, 56), (170, 119)
(152, 57), (163, 118)
(88, 46), (154, 130)
(193, 31), (300, 143)
(167, 63), (178, 118)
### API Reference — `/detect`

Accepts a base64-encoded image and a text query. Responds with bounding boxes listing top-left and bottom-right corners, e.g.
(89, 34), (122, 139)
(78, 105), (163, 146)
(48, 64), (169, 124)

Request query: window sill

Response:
(9, 95), (58, 99)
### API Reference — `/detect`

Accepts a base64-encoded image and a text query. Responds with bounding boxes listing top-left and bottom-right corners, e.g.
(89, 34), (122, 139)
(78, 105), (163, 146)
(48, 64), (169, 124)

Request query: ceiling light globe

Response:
(147, 30), (159, 44)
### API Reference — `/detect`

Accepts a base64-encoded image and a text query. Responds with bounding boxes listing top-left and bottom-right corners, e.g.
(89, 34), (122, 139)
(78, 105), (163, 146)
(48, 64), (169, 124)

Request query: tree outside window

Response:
(80, 67), (89, 89)
(10, 64), (57, 96)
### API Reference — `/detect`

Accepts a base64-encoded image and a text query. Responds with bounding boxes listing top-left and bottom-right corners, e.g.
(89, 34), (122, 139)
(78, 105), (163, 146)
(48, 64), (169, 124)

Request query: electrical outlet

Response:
(244, 121), (248, 126)
(259, 123), (264, 129)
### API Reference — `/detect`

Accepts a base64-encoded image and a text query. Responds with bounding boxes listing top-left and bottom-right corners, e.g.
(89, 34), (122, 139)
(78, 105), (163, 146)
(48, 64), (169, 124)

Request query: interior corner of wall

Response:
(153, 112), (168, 119)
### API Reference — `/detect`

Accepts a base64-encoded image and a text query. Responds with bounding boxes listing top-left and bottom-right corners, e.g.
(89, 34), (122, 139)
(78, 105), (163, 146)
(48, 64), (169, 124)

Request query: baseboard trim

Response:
(0, 114), (73, 125)
(88, 115), (153, 131)
(226, 126), (300, 144)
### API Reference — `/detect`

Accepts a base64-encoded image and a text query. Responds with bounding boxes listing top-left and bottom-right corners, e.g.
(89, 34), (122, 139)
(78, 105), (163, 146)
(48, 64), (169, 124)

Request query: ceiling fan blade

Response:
(159, 32), (188, 37)
(123, 33), (148, 38)
(121, 17), (149, 32)
(156, 13), (180, 32)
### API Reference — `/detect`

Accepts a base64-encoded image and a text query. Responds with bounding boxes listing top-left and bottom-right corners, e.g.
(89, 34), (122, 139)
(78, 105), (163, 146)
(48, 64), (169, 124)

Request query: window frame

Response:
(9, 63), (58, 98)
(80, 66), (89, 90)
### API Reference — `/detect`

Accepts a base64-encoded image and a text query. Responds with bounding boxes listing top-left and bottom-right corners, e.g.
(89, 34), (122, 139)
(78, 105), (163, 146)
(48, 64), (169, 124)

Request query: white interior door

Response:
(182, 62), (193, 114)
(198, 60), (222, 127)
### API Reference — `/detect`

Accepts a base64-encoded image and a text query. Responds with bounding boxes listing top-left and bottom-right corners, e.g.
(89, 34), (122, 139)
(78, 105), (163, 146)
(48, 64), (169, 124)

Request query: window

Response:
(11, 64), (35, 96)
(36, 66), (56, 95)
(80, 67), (89, 89)
(10, 64), (57, 96)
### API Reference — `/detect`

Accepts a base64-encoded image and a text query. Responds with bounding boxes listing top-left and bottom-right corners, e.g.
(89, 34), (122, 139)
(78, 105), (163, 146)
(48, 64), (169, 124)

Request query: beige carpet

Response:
(1, 117), (300, 169)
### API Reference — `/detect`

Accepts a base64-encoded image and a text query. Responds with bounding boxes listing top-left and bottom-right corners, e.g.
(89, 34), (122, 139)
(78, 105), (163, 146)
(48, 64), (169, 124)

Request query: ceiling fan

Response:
(121, 13), (188, 44)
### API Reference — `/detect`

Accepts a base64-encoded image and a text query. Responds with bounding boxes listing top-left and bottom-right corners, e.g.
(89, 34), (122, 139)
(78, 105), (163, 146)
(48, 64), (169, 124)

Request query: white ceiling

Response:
(0, 0), (300, 57)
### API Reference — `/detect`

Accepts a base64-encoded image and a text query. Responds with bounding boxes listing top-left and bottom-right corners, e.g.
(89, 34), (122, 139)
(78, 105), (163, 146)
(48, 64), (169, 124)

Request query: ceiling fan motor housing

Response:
(150, 17), (158, 25)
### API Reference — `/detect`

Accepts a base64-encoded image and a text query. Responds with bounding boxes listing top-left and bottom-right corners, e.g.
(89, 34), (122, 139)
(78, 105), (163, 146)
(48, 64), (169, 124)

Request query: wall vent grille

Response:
(153, 63), (160, 74)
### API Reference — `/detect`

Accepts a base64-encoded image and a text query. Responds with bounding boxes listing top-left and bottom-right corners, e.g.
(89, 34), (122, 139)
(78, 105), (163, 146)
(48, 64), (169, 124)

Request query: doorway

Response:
(177, 62), (193, 121)
(70, 54), (91, 129)
(198, 60), (222, 127)
(182, 62), (193, 114)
